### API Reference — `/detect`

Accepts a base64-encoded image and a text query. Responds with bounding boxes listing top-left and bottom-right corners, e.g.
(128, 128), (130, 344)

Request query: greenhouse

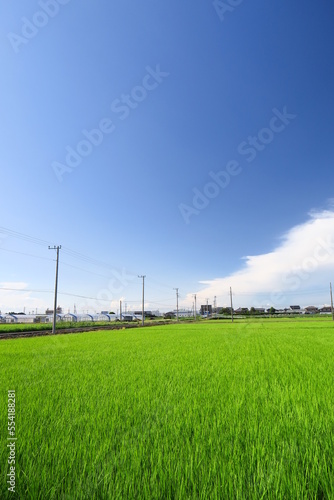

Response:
(45, 314), (64, 323)
(62, 313), (117, 322)
(3, 314), (39, 323)
(62, 313), (94, 322)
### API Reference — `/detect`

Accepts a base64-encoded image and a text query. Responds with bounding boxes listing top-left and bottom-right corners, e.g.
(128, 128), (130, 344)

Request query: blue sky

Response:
(1, 1), (334, 313)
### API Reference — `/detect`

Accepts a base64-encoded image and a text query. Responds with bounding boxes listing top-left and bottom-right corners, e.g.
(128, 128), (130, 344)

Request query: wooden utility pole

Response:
(230, 287), (234, 323)
(193, 294), (197, 321)
(174, 288), (179, 322)
(138, 275), (146, 326)
(48, 245), (61, 334)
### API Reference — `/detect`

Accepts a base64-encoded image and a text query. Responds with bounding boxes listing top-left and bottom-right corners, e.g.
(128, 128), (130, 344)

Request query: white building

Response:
(174, 309), (193, 318)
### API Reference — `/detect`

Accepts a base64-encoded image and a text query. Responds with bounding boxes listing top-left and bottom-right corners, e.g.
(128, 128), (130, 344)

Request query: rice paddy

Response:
(1, 320), (333, 499)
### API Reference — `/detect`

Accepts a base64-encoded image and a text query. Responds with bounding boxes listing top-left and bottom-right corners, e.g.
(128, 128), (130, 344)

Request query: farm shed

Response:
(3, 314), (39, 323)
(121, 315), (134, 321)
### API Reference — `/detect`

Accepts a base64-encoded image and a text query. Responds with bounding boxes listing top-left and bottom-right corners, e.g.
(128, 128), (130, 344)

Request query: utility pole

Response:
(48, 245), (61, 334)
(138, 275), (146, 326)
(206, 298), (209, 317)
(173, 288), (179, 322)
(193, 294), (197, 321)
(214, 295), (217, 319)
(120, 300), (122, 321)
(230, 287), (234, 323)
(330, 282), (334, 321)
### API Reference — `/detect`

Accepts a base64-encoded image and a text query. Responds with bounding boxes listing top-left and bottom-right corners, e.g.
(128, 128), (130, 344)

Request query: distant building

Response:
(46, 306), (63, 315)
(304, 306), (319, 314)
(200, 305), (212, 316)
(234, 307), (249, 314)
(2, 314), (47, 324)
(174, 309), (193, 318)
(134, 310), (153, 316)
(45, 314), (63, 323)
(62, 313), (93, 322)
(251, 308), (265, 314)
(320, 306), (332, 313)
(164, 312), (176, 319)
(121, 315), (134, 321)
(219, 307), (232, 313)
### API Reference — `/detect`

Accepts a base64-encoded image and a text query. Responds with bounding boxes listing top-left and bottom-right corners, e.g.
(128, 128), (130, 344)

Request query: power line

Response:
(61, 247), (118, 270)
(0, 287), (110, 301)
(0, 247), (130, 281)
(0, 226), (190, 297)
(145, 300), (175, 305)
(0, 287), (53, 293)
(0, 247), (54, 261)
(0, 226), (51, 247)
(0, 286), (330, 303)
(58, 291), (108, 301)
(60, 261), (116, 279)
(231, 289), (328, 296)
(0, 246), (128, 282)
(0, 225), (135, 275)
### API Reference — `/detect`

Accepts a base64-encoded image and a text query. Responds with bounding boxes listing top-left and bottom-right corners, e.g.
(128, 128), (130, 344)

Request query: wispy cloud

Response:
(187, 206), (334, 308)
(0, 282), (49, 313)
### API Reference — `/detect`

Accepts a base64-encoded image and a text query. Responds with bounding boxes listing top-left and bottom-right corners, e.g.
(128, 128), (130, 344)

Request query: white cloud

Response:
(0, 282), (49, 314)
(1, 282), (27, 290)
(186, 208), (334, 309)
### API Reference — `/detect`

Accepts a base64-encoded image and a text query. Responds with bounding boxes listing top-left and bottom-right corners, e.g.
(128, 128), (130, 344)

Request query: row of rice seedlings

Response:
(0, 321), (333, 498)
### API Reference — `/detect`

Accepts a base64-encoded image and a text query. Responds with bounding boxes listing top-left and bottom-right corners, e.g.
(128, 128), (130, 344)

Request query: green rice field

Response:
(1, 321), (333, 499)
(0, 321), (115, 333)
